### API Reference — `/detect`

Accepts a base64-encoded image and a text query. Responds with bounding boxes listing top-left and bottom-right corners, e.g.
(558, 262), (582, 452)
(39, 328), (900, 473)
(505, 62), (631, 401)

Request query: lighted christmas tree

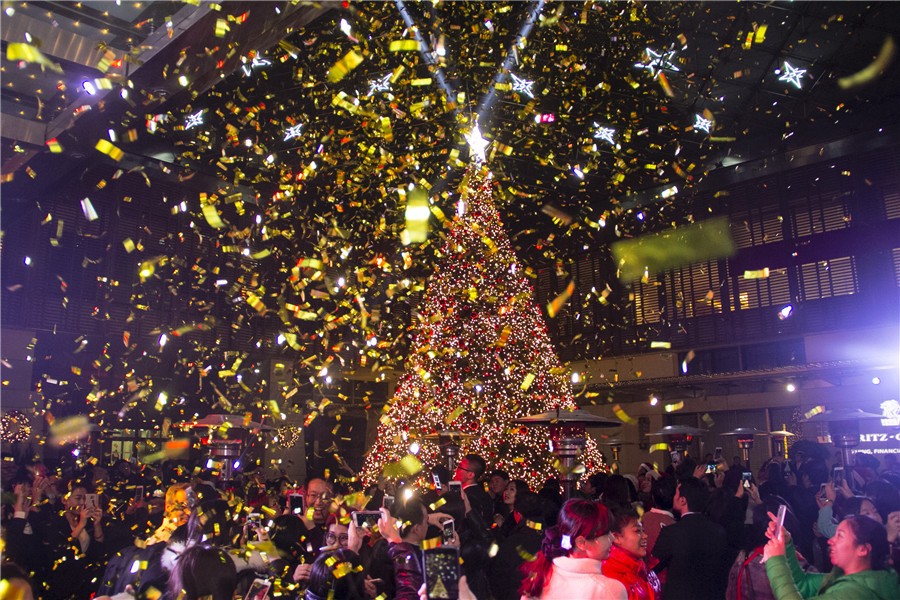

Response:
(363, 166), (607, 488)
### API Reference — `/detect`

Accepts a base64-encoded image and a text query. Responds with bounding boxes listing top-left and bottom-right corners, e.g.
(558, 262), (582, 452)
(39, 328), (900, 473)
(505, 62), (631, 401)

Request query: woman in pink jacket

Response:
(520, 499), (627, 600)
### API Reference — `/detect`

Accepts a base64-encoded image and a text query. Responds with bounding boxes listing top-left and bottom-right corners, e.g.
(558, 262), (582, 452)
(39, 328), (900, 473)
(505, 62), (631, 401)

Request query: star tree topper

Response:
(185, 110), (204, 130)
(465, 121), (490, 163)
(367, 73), (392, 96)
(693, 114), (713, 133)
(283, 123), (303, 141)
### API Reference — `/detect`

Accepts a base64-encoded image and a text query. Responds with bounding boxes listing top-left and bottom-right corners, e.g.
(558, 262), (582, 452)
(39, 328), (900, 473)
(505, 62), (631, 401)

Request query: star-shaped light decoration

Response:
(635, 48), (680, 77)
(185, 110), (204, 130)
(241, 55), (272, 77)
(283, 124), (303, 141)
(510, 73), (535, 98)
(367, 73), (392, 97)
(465, 121), (490, 163)
(778, 61), (806, 89)
(593, 123), (616, 145)
(693, 114), (713, 133)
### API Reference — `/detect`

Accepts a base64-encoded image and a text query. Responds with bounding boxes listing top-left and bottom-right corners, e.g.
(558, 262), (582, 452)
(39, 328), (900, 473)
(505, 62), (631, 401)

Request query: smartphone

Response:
(832, 466), (844, 489)
(432, 472), (443, 489)
(423, 546), (460, 600)
(287, 491), (305, 514)
(705, 463), (716, 474)
(714, 446), (723, 460)
(775, 504), (787, 539)
(448, 481), (462, 495)
(742, 472), (752, 489)
(352, 510), (382, 529)
(247, 512), (262, 530)
(383, 494), (395, 511)
(441, 518), (455, 545)
(86, 493), (99, 510)
(244, 577), (272, 600)
(134, 486), (144, 501)
(670, 451), (682, 466)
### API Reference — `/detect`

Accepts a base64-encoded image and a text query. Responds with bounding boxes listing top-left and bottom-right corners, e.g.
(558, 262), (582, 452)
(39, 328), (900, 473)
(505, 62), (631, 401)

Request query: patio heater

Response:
(597, 438), (635, 473)
(647, 425), (708, 466)
(769, 426), (795, 460)
(721, 427), (770, 469)
(181, 414), (273, 480)
(802, 408), (884, 468)
(515, 408), (622, 499)
(424, 430), (474, 473)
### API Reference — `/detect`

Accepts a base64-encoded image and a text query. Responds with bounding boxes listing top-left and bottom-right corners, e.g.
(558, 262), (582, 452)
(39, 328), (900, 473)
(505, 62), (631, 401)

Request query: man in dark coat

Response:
(652, 477), (729, 600)
(453, 453), (493, 527)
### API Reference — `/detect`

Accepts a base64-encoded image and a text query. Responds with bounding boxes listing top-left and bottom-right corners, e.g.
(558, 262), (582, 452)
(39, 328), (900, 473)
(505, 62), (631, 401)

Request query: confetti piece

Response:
(215, 18), (230, 37)
(650, 341), (671, 349)
(838, 36), (896, 89)
(743, 268), (770, 279)
(6, 42), (63, 72)
(49, 415), (92, 445)
(389, 40), (421, 52)
(649, 443), (669, 453)
(46, 138), (63, 153)
(327, 50), (364, 83)
(520, 373), (536, 391)
(80, 198), (99, 221)
(804, 406), (825, 420)
(547, 280), (575, 317)
(202, 204), (226, 229)
(613, 404), (636, 425)
(701, 413), (715, 427)
(612, 217), (735, 281)
(95, 139), (124, 161)
(664, 401), (684, 413)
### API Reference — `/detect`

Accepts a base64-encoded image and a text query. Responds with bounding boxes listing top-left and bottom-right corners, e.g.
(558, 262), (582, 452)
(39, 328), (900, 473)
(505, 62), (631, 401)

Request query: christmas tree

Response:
(363, 166), (607, 488)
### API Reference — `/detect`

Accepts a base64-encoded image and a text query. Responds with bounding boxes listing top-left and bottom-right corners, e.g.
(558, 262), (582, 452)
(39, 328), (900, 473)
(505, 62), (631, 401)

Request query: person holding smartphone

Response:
(763, 512), (899, 599)
(377, 500), (430, 600)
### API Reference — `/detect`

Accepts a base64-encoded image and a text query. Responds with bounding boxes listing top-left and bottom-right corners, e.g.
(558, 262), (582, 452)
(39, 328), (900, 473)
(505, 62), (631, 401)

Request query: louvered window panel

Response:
(797, 257), (857, 301)
(893, 249), (900, 287)
(735, 268), (791, 311)
(632, 275), (661, 325)
(730, 212), (754, 249)
(791, 190), (850, 238)
(885, 189), (900, 220)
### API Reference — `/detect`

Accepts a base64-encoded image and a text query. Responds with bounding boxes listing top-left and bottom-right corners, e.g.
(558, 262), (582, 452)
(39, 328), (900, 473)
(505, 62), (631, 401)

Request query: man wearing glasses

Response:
(452, 453), (494, 527)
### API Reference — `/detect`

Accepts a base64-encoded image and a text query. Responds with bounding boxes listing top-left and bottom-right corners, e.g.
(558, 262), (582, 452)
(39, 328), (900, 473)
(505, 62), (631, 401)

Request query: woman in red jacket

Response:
(603, 505), (661, 600)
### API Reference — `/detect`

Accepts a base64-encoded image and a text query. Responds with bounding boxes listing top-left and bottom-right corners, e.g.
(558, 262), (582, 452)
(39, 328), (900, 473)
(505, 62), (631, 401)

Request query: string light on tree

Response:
(634, 48), (680, 77)
(185, 110), (204, 130)
(510, 73), (535, 98)
(0, 410), (31, 444)
(283, 123), (303, 141)
(777, 61), (806, 88)
(367, 73), (392, 96)
(693, 114), (713, 133)
(593, 123), (616, 145)
(361, 167), (607, 489)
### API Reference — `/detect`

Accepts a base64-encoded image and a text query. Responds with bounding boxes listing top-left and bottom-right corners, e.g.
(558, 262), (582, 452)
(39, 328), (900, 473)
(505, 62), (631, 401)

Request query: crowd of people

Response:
(2, 441), (900, 600)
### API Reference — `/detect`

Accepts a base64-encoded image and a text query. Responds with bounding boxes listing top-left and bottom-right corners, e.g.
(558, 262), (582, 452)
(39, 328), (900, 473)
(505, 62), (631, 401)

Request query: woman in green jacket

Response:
(762, 512), (899, 600)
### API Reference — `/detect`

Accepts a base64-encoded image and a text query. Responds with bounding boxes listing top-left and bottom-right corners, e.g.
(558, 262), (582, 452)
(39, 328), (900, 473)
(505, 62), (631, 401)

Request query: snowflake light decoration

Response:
(778, 61), (806, 89)
(635, 48), (680, 77)
(185, 110), (204, 130)
(510, 73), (535, 98)
(0, 410), (31, 444)
(367, 73), (392, 96)
(593, 123), (616, 145)
(693, 114), (713, 133)
(283, 124), (303, 141)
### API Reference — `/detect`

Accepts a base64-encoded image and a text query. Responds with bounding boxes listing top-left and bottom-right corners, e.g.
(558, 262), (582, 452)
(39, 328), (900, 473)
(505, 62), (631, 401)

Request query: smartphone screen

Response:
(244, 578), (272, 600)
(134, 486), (144, 501)
(832, 467), (844, 489)
(441, 519), (455, 544)
(448, 481), (462, 495)
(86, 493), (99, 510)
(705, 463), (716, 474)
(247, 513), (262, 530)
(775, 504), (787, 538)
(423, 546), (460, 600)
(288, 492), (304, 514)
(742, 472), (752, 488)
(353, 511), (382, 529)
(432, 472), (442, 488)
(383, 495), (395, 511)
(714, 446), (723, 460)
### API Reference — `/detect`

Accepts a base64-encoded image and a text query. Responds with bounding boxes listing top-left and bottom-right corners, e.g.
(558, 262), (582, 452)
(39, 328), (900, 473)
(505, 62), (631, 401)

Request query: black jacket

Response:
(652, 512), (729, 600)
